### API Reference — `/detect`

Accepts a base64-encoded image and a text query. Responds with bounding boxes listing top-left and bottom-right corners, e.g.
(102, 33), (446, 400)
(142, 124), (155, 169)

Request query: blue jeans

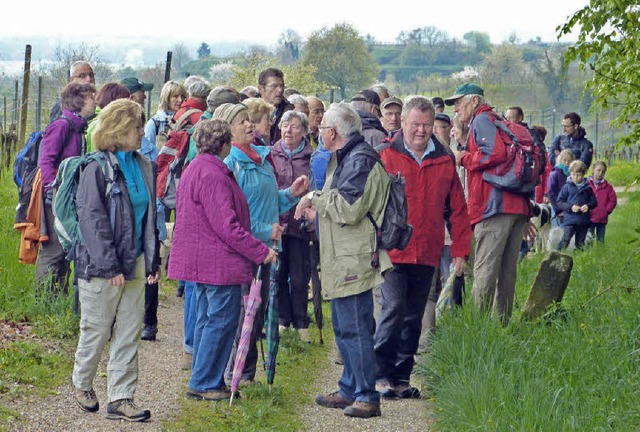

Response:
(183, 281), (197, 354)
(589, 223), (607, 243)
(331, 290), (380, 404)
(188, 283), (241, 392)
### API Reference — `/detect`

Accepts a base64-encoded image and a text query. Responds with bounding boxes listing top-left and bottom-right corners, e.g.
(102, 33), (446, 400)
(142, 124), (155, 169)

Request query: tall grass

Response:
(0, 173), (78, 338)
(417, 166), (640, 430)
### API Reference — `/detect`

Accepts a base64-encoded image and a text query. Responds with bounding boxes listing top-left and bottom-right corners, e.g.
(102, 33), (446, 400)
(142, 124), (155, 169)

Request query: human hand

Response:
(270, 224), (284, 241)
(581, 204), (589, 213)
(263, 248), (278, 264)
(294, 195), (313, 220)
(290, 175), (310, 197)
(524, 221), (537, 241)
(147, 270), (161, 285)
(571, 205), (581, 213)
(454, 150), (468, 166)
(452, 257), (466, 277)
(543, 197), (550, 204)
(108, 273), (125, 286)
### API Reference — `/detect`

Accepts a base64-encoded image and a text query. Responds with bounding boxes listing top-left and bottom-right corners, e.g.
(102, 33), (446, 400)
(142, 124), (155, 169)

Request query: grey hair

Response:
(350, 99), (373, 112)
(183, 75), (207, 90)
(279, 110), (309, 132)
(461, 93), (486, 106)
(241, 85), (259, 97)
(188, 81), (211, 99)
(401, 96), (435, 121)
(324, 102), (362, 137)
(287, 94), (308, 108)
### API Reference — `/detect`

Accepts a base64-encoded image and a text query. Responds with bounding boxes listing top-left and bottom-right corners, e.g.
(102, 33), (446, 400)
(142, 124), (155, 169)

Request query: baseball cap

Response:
(432, 97), (444, 108)
(351, 89), (381, 106)
(121, 77), (154, 94)
(444, 83), (484, 106)
(381, 96), (403, 110)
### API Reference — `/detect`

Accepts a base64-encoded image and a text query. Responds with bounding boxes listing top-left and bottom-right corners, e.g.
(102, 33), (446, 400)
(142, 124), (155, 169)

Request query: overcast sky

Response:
(3, 0), (588, 47)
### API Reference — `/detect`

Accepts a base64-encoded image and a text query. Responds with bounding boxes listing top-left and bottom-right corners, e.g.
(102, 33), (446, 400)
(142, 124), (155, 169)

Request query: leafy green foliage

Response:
(558, 1), (640, 147)
(302, 23), (377, 99)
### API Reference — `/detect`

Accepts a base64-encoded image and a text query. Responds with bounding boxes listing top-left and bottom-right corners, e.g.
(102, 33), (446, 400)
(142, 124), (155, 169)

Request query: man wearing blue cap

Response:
(447, 83), (534, 324)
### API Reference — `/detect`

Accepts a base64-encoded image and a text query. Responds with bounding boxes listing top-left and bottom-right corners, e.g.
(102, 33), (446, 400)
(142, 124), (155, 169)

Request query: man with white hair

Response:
(294, 102), (390, 419)
(49, 61), (96, 123)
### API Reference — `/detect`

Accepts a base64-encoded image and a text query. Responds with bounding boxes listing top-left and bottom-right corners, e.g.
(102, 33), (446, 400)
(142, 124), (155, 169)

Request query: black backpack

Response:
(368, 169), (413, 254)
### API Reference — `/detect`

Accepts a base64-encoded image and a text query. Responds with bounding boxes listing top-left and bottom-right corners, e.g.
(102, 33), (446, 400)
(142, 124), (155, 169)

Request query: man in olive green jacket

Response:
(295, 102), (391, 419)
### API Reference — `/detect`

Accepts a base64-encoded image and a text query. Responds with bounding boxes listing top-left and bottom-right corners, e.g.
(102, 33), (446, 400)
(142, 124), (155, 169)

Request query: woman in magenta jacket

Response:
(168, 119), (276, 401)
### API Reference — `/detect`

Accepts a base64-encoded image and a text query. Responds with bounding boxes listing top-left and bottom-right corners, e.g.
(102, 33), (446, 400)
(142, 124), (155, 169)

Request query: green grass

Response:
(164, 307), (332, 432)
(597, 161), (639, 190)
(417, 163), (640, 431)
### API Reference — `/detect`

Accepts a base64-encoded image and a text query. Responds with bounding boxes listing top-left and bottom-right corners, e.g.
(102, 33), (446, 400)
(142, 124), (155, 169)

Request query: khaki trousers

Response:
(472, 213), (526, 324)
(72, 256), (145, 402)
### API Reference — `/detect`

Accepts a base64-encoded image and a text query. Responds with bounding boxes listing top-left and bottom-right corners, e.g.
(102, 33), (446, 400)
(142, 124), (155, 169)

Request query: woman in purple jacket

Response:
(168, 119), (277, 401)
(35, 81), (96, 294)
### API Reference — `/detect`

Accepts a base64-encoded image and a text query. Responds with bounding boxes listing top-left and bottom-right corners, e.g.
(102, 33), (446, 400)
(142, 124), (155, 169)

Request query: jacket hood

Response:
(357, 110), (387, 134)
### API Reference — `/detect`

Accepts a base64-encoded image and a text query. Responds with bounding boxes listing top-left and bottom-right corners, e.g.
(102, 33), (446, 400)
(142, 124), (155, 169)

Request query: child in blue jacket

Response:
(556, 160), (598, 250)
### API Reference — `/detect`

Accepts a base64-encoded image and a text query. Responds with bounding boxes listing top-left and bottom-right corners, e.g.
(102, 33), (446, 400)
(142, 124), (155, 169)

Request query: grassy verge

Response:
(164, 304), (332, 432)
(417, 164), (640, 430)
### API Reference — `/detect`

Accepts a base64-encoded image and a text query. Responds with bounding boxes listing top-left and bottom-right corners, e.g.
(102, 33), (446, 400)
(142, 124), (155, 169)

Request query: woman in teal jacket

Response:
(213, 103), (309, 382)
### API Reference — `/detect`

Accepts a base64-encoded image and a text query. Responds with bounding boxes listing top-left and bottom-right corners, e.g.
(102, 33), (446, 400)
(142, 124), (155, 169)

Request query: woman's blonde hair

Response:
(158, 81), (188, 112)
(92, 99), (144, 152)
(242, 97), (274, 124)
(557, 149), (575, 166)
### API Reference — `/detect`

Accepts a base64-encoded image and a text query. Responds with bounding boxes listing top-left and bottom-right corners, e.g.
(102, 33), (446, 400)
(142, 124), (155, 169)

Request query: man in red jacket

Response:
(448, 83), (534, 324)
(374, 96), (471, 398)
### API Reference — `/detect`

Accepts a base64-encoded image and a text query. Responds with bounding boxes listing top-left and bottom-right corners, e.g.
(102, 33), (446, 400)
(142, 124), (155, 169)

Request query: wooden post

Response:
(19, 45), (32, 149)
(521, 251), (573, 321)
(164, 51), (173, 84)
(36, 76), (43, 132)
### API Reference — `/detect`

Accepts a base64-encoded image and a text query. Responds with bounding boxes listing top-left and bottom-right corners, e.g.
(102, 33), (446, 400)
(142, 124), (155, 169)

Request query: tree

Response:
(209, 62), (234, 86)
(171, 43), (193, 72)
(397, 26), (448, 48)
(558, 0), (640, 147)
(480, 44), (527, 85)
(197, 43), (211, 58)
(277, 30), (303, 64)
(531, 48), (568, 109)
(463, 31), (492, 53)
(50, 43), (114, 85)
(229, 52), (279, 91)
(302, 23), (377, 100)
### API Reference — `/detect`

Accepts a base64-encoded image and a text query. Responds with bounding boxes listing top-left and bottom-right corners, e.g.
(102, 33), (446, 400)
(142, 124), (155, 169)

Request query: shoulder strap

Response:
(173, 108), (201, 131)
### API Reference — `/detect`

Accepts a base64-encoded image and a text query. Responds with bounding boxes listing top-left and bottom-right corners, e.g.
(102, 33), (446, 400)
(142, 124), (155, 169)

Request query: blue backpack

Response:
(13, 117), (74, 224)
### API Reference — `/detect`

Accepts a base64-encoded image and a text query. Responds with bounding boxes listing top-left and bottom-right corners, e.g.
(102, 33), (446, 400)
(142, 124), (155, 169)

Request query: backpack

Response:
(13, 116), (74, 224)
(52, 151), (117, 258)
(156, 129), (191, 209)
(481, 114), (547, 195)
(154, 108), (201, 150)
(368, 170), (413, 253)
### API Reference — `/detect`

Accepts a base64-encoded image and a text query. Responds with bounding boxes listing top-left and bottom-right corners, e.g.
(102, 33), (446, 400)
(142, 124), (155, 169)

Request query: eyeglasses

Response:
(282, 123), (303, 131)
(265, 83), (285, 90)
(409, 122), (434, 130)
(73, 72), (95, 80)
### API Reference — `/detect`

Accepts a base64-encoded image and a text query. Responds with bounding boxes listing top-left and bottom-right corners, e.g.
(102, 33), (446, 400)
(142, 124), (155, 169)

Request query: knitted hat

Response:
(212, 103), (247, 124)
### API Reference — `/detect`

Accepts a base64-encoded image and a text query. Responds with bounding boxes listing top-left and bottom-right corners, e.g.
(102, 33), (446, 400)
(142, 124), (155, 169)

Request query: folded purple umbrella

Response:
(229, 265), (264, 406)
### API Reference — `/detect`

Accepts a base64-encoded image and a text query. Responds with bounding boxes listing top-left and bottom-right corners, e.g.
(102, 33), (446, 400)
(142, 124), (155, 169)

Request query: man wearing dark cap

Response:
(380, 96), (403, 137)
(447, 83), (534, 324)
(121, 77), (154, 107)
(432, 97), (445, 114)
(351, 89), (387, 146)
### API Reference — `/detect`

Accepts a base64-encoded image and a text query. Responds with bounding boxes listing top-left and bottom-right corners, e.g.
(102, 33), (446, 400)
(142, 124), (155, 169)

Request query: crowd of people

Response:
(32, 61), (618, 422)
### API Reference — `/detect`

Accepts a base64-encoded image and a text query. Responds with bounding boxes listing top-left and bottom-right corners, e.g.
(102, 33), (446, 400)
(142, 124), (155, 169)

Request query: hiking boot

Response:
(186, 387), (232, 401)
(315, 391), (353, 409)
(395, 383), (421, 399)
(73, 384), (99, 412)
(376, 379), (397, 398)
(343, 401), (381, 418)
(141, 325), (157, 341)
(297, 328), (311, 343)
(176, 284), (184, 298)
(181, 351), (192, 370)
(106, 399), (150, 422)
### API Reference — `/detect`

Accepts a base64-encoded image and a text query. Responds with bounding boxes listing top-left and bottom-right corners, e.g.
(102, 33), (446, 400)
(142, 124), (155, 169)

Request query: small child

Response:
(555, 160), (598, 250)
(588, 161), (617, 243)
(546, 149), (575, 227)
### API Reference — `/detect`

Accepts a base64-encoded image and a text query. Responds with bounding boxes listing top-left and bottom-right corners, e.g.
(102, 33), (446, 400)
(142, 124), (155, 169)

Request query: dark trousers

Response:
(278, 235), (311, 329)
(35, 203), (71, 294)
(589, 222), (607, 243)
(225, 263), (271, 382)
(560, 224), (589, 250)
(144, 282), (159, 327)
(374, 263), (434, 384)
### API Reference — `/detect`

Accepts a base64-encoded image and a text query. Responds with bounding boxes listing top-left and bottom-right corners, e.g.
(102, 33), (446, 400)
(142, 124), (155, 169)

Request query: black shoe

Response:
(176, 284), (185, 298)
(395, 384), (421, 399)
(106, 399), (150, 422)
(141, 325), (157, 341)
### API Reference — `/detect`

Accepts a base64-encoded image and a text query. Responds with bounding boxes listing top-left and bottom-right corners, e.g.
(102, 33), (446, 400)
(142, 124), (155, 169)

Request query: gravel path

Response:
(5, 290), (186, 432)
(302, 343), (434, 432)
